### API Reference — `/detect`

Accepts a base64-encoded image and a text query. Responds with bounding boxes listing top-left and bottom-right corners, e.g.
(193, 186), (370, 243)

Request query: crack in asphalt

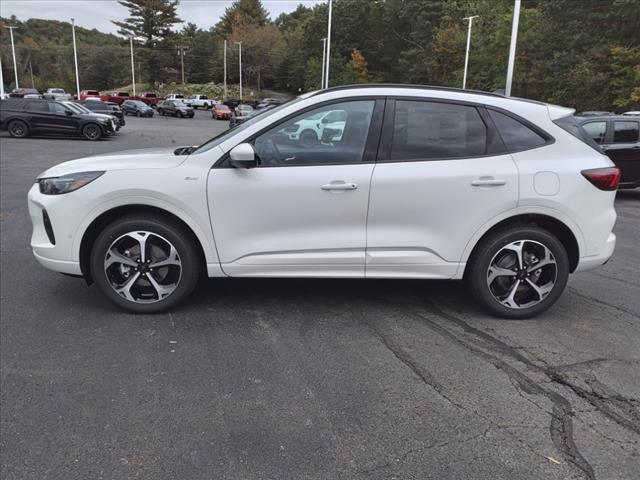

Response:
(360, 294), (600, 479)
(567, 287), (640, 321)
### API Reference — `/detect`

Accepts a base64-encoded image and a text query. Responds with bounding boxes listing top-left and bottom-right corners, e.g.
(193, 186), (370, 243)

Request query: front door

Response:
(207, 99), (382, 277)
(604, 119), (640, 187)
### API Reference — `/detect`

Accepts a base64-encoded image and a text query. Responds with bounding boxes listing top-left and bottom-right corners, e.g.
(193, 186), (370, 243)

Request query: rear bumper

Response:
(574, 232), (616, 273)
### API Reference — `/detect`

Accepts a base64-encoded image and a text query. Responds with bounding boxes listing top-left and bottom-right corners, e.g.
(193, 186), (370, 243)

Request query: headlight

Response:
(38, 171), (104, 195)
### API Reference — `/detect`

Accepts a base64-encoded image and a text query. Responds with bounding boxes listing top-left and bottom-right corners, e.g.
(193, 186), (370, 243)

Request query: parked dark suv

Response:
(0, 98), (116, 140)
(157, 100), (194, 118)
(121, 100), (154, 117)
(577, 115), (639, 189)
(79, 99), (126, 128)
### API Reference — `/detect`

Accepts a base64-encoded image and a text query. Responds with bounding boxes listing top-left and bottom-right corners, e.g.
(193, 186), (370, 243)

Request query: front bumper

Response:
(28, 184), (86, 275)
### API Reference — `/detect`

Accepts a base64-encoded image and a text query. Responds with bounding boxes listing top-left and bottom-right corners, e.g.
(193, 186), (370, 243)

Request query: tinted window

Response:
(582, 121), (607, 144)
(26, 102), (48, 112)
(391, 101), (487, 160)
(253, 100), (375, 166)
(488, 109), (547, 152)
(48, 102), (67, 114)
(613, 121), (639, 143)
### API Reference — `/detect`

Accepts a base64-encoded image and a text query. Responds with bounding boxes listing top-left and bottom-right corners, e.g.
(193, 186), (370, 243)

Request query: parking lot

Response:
(1, 109), (639, 480)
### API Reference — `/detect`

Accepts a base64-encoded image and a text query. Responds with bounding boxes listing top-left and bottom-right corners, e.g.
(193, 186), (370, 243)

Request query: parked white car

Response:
(282, 109), (346, 144)
(164, 93), (185, 101)
(43, 88), (72, 101)
(28, 85), (619, 318)
(185, 94), (213, 109)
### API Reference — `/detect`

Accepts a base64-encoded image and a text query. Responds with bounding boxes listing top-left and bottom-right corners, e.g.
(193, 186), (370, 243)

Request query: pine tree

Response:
(112, 0), (183, 46)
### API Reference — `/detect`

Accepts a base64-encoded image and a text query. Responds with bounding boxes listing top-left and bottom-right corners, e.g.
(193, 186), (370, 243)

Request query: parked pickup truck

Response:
(100, 91), (131, 105)
(138, 92), (160, 107)
(184, 94), (213, 109)
(43, 88), (72, 101)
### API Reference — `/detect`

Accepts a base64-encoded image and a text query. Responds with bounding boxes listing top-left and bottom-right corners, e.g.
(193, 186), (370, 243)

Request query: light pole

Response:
(4, 26), (19, 89)
(505, 0), (521, 97)
(325, 0), (332, 88)
(71, 19), (80, 99)
(0, 54), (5, 96)
(235, 41), (242, 102)
(320, 37), (327, 89)
(129, 36), (136, 96)
(462, 15), (479, 90)
(223, 39), (227, 101)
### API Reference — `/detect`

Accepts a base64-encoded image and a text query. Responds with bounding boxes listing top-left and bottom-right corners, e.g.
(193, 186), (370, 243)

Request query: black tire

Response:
(7, 119), (29, 138)
(300, 129), (318, 146)
(177, 111), (183, 118)
(123, 110), (128, 116)
(136, 110), (141, 117)
(90, 214), (201, 314)
(82, 123), (102, 141)
(466, 225), (569, 319)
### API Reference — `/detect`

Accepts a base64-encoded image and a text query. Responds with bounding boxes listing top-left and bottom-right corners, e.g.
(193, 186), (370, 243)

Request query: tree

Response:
(216, 0), (269, 37)
(112, 0), (183, 46)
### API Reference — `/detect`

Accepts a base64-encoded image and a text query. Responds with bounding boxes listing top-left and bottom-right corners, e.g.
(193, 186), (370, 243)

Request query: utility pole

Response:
(223, 39), (227, 101)
(177, 45), (188, 85)
(29, 61), (35, 88)
(321, 37), (327, 89)
(130, 36), (136, 96)
(4, 26), (19, 89)
(462, 15), (479, 90)
(71, 19), (80, 100)
(235, 41), (242, 102)
(0, 54), (5, 97)
(325, 0), (333, 88)
(505, 0), (521, 97)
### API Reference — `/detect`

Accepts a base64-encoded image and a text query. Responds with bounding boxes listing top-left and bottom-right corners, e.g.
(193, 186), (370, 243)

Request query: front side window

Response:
(613, 121), (639, 143)
(252, 100), (375, 166)
(391, 100), (487, 160)
(582, 121), (607, 144)
(48, 102), (67, 114)
(488, 109), (547, 152)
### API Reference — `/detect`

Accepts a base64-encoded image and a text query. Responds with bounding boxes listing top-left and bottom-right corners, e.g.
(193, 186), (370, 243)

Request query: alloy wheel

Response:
(486, 240), (557, 309)
(104, 231), (182, 304)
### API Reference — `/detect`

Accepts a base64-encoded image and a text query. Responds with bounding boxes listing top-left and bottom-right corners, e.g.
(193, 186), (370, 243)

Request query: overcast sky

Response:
(0, 0), (324, 34)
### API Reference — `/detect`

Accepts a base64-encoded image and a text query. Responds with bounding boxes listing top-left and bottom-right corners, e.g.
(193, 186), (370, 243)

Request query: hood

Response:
(84, 112), (114, 122)
(38, 148), (187, 178)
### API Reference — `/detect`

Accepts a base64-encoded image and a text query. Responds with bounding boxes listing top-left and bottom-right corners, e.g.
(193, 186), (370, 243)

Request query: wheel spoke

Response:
(487, 265), (517, 285)
(115, 272), (141, 301)
(527, 245), (556, 272)
(105, 248), (138, 268)
(524, 279), (553, 301)
(145, 272), (177, 299)
(126, 232), (149, 262)
(501, 279), (521, 309)
(503, 241), (525, 270)
(149, 245), (180, 268)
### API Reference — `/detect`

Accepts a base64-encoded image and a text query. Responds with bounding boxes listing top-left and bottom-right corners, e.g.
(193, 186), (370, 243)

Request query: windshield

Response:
(132, 101), (146, 107)
(50, 89), (64, 93)
(216, 104), (230, 110)
(192, 97), (301, 155)
(64, 102), (92, 114)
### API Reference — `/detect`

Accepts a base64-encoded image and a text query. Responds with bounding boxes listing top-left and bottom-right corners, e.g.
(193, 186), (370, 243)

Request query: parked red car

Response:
(212, 103), (232, 120)
(99, 91), (131, 105)
(138, 92), (160, 107)
(79, 90), (101, 100)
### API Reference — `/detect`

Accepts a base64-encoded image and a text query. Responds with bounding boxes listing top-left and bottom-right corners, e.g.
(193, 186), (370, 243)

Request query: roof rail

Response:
(312, 83), (506, 99)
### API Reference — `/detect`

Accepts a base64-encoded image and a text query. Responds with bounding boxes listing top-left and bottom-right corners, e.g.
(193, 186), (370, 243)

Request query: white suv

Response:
(28, 85), (619, 318)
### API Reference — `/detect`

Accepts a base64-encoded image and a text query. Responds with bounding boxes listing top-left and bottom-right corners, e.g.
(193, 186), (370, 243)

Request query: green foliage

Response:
(112, 0), (182, 46)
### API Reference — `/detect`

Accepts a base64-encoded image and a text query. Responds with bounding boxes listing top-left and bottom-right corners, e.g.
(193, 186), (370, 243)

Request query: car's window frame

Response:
(485, 106), (554, 154)
(212, 96), (386, 169)
(612, 120), (639, 144)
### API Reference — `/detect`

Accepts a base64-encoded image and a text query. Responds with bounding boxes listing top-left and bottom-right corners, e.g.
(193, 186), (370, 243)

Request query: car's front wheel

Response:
(82, 123), (102, 141)
(90, 215), (201, 313)
(466, 225), (569, 319)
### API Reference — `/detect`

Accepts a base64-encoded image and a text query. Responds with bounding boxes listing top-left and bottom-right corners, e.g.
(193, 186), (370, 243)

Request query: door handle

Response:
(471, 177), (506, 187)
(321, 181), (358, 191)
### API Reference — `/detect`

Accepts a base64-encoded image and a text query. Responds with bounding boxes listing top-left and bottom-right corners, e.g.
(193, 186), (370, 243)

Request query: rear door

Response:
(24, 101), (50, 130)
(604, 120), (640, 186)
(365, 98), (519, 279)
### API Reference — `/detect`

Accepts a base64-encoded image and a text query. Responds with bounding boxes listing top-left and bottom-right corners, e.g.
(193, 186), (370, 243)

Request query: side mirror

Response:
(65, 110), (73, 116)
(229, 143), (257, 169)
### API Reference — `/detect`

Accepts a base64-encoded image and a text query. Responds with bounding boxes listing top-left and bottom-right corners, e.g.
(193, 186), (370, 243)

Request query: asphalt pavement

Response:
(1, 109), (639, 480)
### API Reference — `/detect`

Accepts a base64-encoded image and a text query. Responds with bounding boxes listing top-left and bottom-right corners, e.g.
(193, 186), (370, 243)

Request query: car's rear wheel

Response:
(82, 123), (102, 141)
(7, 120), (29, 138)
(177, 111), (183, 118)
(90, 215), (201, 313)
(466, 225), (569, 319)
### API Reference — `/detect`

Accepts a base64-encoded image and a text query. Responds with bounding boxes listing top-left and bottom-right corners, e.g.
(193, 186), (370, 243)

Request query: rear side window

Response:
(553, 116), (602, 153)
(613, 121), (639, 143)
(391, 100), (487, 160)
(582, 121), (607, 144)
(26, 102), (48, 112)
(488, 109), (547, 152)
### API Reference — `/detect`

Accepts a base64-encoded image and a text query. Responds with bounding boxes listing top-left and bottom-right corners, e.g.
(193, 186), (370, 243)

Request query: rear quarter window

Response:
(488, 109), (548, 152)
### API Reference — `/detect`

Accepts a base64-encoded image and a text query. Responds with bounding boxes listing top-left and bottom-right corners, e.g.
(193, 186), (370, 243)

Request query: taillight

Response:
(581, 167), (621, 191)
